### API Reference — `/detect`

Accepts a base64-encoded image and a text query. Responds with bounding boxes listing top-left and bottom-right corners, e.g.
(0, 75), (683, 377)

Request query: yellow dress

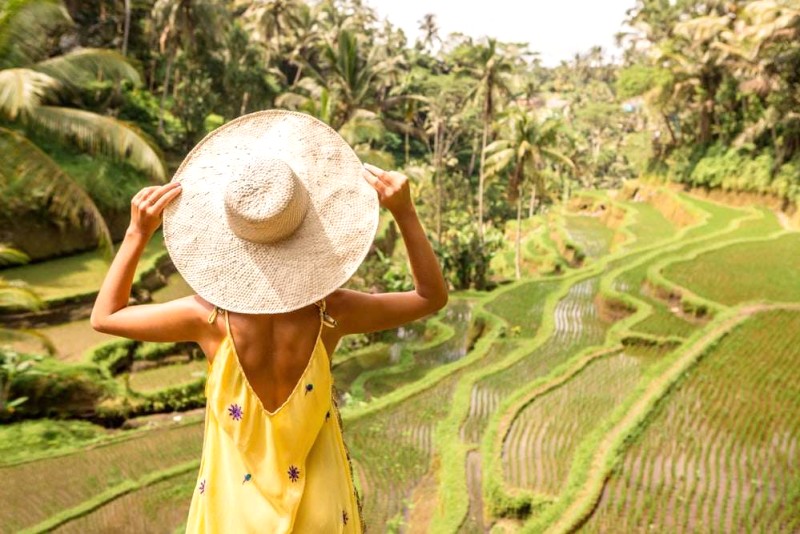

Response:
(185, 302), (363, 533)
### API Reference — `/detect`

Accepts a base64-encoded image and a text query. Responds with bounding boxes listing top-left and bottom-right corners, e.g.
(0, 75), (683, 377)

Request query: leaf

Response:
(34, 49), (142, 88)
(0, 67), (59, 119)
(0, 126), (113, 258)
(7, 396), (28, 408)
(0, 279), (42, 310)
(0, 245), (29, 266)
(0, 0), (71, 68)
(28, 106), (166, 180)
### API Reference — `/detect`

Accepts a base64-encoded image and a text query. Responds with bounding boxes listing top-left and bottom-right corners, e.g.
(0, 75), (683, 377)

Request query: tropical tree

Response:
(0, 0), (166, 253)
(485, 107), (575, 279)
(456, 38), (517, 241)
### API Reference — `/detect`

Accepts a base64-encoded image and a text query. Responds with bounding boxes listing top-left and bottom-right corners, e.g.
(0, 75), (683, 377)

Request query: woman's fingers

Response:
(132, 186), (156, 205)
(362, 167), (387, 197)
(151, 183), (182, 213)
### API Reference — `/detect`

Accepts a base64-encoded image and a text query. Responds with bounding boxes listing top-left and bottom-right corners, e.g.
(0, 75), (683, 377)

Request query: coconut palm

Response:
(460, 38), (516, 241)
(0, 0), (166, 253)
(306, 29), (397, 129)
(485, 107), (575, 279)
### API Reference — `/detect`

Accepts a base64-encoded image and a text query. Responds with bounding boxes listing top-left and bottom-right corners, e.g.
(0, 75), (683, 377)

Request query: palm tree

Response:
(304, 29), (397, 129)
(0, 0), (166, 253)
(461, 38), (516, 241)
(485, 108), (575, 279)
(417, 13), (440, 52)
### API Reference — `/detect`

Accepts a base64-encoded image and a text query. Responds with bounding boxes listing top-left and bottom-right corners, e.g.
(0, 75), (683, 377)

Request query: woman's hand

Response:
(363, 163), (413, 215)
(128, 182), (182, 238)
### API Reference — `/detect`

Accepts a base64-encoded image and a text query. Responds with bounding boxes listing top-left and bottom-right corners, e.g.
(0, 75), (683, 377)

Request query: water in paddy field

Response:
(333, 299), (474, 403)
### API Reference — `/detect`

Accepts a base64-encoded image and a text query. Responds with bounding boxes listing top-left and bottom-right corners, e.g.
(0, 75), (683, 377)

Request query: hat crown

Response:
(223, 157), (309, 244)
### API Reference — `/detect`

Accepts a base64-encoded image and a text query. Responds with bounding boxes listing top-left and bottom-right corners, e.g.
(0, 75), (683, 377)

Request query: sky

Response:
(364, 0), (635, 66)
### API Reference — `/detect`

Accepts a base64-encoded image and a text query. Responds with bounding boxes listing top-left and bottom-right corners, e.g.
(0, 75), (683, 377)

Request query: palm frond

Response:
(0, 278), (42, 310)
(0, 0), (71, 68)
(0, 67), (59, 119)
(0, 245), (29, 266)
(0, 126), (113, 257)
(34, 49), (142, 88)
(540, 147), (576, 169)
(28, 106), (166, 180)
(339, 109), (384, 146)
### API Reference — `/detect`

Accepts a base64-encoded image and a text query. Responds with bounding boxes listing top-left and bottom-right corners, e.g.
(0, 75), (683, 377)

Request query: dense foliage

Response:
(1, 0), (796, 284)
(619, 0), (800, 203)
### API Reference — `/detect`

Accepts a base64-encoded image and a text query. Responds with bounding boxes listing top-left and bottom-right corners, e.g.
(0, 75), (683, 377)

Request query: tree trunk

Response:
(404, 130), (410, 165)
(467, 135), (478, 177)
(528, 183), (537, 218)
(515, 192), (522, 280)
(121, 0), (131, 57)
(158, 52), (175, 135)
(478, 118), (489, 242)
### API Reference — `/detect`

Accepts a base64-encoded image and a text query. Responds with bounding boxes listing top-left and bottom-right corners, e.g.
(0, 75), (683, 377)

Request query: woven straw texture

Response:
(162, 110), (379, 314)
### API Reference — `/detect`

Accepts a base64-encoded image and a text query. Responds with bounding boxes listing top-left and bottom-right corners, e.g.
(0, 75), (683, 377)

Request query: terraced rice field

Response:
(347, 338), (516, 529)
(361, 300), (474, 398)
(125, 359), (208, 393)
(6, 187), (798, 534)
(618, 200), (676, 248)
(502, 345), (668, 496)
(1, 232), (167, 303)
(664, 232), (800, 305)
(616, 201), (758, 339)
(0, 423), (203, 533)
(53, 470), (195, 534)
(582, 309), (800, 533)
(463, 276), (610, 444)
(484, 280), (559, 338)
(562, 214), (616, 259)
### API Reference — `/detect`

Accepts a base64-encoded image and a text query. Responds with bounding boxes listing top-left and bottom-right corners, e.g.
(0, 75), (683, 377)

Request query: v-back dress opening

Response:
(185, 302), (364, 533)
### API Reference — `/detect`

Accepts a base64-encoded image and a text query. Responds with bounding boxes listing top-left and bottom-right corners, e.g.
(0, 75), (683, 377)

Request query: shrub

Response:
(9, 358), (118, 419)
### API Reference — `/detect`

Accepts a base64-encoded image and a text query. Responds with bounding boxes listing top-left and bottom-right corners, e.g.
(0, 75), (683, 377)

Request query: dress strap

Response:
(207, 305), (231, 337)
(314, 299), (337, 328)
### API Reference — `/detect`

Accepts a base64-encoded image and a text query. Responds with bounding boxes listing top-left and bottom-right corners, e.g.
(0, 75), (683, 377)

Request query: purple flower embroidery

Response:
(342, 510), (349, 525)
(228, 403), (243, 421)
(288, 465), (300, 483)
(198, 479), (206, 494)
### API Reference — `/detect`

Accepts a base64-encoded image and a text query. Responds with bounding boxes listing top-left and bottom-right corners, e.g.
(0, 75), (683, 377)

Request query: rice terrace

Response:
(1, 0), (800, 533)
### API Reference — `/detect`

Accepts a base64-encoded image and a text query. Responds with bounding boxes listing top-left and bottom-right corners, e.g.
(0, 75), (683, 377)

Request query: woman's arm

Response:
(90, 182), (208, 343)
(328, 164), (449, 335)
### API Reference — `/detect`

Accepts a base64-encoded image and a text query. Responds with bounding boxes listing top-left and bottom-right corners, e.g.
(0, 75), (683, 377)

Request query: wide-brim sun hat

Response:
(162, 110), (379, 314)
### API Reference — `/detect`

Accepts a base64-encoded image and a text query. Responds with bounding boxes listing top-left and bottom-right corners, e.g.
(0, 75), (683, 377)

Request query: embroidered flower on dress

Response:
(199, 479), (206, 494)
(242, 473), (252, 485)
(342, 510), (349, 525)
(228, 403), (243, 421)
(305, 383), (314, 394)
(288, 465), (300, 482)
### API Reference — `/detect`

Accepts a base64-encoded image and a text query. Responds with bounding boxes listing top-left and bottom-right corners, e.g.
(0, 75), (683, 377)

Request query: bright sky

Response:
(364, 0), (635, 66)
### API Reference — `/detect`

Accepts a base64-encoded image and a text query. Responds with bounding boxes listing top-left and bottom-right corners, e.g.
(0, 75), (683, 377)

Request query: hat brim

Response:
(162, 110), (379, 314)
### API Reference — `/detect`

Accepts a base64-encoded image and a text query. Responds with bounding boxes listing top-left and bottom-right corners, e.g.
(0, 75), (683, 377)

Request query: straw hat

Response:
(162, 110), (379, 314)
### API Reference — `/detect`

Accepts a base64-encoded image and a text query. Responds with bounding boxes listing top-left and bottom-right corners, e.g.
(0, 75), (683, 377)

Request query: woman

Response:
(90, 111), (448, 533)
